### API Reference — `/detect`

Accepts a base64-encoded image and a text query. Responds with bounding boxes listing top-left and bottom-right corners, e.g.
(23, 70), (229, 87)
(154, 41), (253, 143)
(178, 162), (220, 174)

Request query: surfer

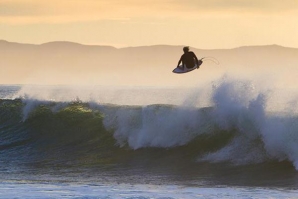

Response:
(177, 46), (199, 69)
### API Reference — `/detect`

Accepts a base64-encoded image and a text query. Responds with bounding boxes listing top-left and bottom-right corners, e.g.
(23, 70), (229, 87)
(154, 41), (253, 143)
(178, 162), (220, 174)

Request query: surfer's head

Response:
(183, 46), (189, 53)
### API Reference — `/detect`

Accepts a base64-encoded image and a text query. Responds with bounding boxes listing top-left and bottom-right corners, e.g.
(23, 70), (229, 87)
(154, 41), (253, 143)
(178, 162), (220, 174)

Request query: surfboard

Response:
(172, 60), (203, 74)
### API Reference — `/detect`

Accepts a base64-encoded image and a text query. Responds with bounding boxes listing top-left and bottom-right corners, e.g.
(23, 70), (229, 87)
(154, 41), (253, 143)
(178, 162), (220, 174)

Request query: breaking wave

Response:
(1, 78), (298, 171)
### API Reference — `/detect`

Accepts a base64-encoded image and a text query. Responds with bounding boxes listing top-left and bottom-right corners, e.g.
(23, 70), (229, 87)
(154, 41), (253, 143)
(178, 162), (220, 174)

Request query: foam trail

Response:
(261, 115), (298, 169)
(200, 79), (269, 164)
(196, 78), (298, 168)
(97, 77), (298, 169)
(104, 105), (212, 149)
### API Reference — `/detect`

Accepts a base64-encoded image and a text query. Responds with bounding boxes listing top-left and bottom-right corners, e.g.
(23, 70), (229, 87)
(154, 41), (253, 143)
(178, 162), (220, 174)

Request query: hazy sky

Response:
(1, 0), (298, 48)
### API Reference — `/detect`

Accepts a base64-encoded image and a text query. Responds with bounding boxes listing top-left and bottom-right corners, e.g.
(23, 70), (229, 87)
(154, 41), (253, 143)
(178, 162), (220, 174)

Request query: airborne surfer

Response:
(177, 46), (199, 69)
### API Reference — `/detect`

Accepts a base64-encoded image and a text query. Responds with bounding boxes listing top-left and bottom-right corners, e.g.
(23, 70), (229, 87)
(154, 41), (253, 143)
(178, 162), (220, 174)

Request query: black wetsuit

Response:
(180, 51), (197, 69)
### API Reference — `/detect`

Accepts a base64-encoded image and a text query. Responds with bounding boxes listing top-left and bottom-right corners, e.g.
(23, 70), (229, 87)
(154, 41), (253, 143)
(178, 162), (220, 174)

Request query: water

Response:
(1, 82), (298, 198)
(1, 182), (297, 199)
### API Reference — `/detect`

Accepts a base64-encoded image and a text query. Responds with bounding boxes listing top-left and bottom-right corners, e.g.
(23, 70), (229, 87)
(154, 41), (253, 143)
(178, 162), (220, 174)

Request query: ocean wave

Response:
(1, 79), (298, 171)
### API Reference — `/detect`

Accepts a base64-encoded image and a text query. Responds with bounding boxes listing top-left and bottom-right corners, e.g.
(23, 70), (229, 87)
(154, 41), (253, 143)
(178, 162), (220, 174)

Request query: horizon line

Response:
(0, 39), (294, 50)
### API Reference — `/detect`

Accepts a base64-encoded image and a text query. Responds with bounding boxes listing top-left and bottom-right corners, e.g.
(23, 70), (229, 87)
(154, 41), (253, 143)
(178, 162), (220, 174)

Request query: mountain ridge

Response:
(1, 40), (298, 86)
(0, 40), (295, 51)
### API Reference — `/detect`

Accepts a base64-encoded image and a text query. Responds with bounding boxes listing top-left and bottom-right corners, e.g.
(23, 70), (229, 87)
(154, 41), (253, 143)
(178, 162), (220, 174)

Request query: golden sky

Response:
(1, 0), (298, 48)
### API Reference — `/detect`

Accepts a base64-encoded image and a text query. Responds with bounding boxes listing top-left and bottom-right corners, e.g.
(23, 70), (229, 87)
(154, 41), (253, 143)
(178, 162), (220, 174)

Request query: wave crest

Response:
(1, 78), (298, 170)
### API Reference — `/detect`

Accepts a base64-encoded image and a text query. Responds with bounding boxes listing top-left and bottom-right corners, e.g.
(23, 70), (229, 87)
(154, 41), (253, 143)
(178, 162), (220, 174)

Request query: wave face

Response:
(1, 79), (298, 186)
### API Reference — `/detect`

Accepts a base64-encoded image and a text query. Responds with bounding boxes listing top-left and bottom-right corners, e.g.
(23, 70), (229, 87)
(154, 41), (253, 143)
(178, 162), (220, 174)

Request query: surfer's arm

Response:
(177, 58), (182, 67)
(192, 52), (199, 65)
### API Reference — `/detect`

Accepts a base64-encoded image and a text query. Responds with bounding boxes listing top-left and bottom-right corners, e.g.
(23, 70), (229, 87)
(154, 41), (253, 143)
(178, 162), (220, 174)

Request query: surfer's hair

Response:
(183, 46), (189, 52)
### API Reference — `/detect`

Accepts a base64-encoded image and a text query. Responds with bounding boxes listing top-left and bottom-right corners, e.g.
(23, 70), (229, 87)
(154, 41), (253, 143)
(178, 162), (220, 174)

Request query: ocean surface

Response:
(1, 82), (298, 198)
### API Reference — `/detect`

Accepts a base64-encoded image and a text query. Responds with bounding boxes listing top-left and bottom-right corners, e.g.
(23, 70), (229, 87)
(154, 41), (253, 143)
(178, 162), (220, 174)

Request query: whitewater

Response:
(1, 77), (298, 198)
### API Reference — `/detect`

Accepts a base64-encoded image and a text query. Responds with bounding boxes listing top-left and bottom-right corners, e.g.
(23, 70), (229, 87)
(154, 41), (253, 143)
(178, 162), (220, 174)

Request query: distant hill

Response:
(1, 40), (298, 86)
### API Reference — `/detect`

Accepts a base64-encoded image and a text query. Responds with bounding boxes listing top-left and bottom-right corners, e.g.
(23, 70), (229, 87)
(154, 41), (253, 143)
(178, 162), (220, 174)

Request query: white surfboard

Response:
(172, 60), (203, 74)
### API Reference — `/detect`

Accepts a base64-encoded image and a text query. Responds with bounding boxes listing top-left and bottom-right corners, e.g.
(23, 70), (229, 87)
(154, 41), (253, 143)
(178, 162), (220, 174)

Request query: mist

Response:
(1, 41), (298, 89)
